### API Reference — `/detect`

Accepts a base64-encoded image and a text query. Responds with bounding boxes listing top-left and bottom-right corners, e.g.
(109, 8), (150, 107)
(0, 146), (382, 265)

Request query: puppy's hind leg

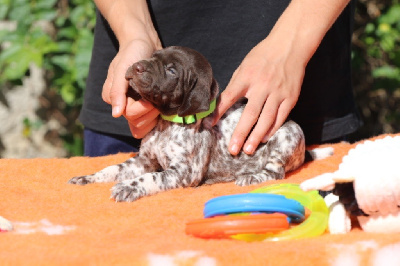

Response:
(68, 156), (158, 185)
(235, 158), (286, 186)
(235, 121), (305, 186)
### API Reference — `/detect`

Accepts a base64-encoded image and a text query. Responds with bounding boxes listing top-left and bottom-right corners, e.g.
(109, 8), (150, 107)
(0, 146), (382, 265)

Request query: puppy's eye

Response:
(167, 68), (176, 75)
(165, 64), (176, 76)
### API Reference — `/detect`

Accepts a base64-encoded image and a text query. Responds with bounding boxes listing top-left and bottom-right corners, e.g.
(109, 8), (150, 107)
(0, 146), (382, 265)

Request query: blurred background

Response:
(0, 0), (399, 158)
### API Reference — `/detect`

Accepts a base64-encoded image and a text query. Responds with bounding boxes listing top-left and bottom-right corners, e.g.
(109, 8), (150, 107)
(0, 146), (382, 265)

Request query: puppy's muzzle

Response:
(126, 61), (147, 78)
(126, 61), (154, 97)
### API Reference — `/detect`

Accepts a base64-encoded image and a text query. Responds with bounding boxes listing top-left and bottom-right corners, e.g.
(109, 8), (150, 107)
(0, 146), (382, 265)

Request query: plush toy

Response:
(301, 136), (400, 234)
(0, 216), (13, 232)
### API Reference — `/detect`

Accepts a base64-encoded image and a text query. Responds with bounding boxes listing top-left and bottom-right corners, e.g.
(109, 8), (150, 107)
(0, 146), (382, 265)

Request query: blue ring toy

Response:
(203, 193), (305, 223)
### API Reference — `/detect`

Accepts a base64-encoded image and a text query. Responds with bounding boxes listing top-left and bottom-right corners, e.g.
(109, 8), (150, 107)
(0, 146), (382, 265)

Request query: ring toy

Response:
(251, 184), (327, 213)
(203, 193), (305, 223)
(232, 184), (329, 241)
(185, 213), (289, 239)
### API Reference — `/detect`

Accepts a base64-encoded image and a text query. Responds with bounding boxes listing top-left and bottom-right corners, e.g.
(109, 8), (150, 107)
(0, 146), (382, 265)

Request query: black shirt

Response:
(79, 0), (362, 144)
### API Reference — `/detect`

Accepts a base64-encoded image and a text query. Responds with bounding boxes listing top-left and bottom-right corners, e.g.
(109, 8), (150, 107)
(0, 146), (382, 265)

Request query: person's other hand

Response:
(212, 0), (353, 156)
(213, 39), (305, 156)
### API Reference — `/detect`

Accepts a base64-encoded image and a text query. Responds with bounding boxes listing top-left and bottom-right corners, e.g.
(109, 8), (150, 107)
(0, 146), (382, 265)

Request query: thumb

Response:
(109, 64), (130, 118)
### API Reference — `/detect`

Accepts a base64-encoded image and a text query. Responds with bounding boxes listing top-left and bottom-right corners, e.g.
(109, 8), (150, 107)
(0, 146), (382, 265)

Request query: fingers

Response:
(125, 97), (158, 121)
(235, 96), (280, 155)
(128, 116), (158, 139)
(101, 61), (114, 104)
(228, 94), (270, 155)
(112, 63), (132, 117)
(260, 99), (295, 143)
(101, 57), (130, 118)
(124, 97), (159, 139)
(243, 99), (294, 155)
(127, 107), (159, 129)
(221, 71), (298, 156)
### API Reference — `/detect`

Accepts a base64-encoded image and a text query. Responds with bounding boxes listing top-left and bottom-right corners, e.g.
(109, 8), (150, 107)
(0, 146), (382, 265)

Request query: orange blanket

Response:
(1, 134), (400, 265)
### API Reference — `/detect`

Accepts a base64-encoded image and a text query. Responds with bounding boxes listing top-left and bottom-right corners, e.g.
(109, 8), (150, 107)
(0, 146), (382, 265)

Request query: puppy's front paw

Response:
(111, 181), (143, 202)
(68, 175), (93, 185)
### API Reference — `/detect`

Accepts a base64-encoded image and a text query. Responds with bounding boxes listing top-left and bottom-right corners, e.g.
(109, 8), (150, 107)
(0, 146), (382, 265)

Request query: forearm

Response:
(263, 0), (351, 65)
(94, 0), (160, 48)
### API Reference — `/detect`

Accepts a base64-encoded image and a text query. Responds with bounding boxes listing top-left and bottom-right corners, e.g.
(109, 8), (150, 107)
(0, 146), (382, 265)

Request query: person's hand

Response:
(125, 94), (160, 139)
(213, 38), (305, 156)
(212, 0), (353, 156)
(96, 0), (163, 138)
(102, 38), (162, 138)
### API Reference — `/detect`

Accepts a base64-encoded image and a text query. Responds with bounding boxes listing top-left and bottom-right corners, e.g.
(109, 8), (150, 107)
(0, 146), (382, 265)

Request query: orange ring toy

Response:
(185, 213), (289, 239)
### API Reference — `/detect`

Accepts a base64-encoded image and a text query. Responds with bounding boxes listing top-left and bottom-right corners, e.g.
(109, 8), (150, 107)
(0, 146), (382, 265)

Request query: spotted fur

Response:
(69, 46), (311, 202)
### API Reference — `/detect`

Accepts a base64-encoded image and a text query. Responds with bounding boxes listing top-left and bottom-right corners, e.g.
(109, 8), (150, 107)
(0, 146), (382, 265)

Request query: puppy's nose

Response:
(126, 62), (146, 79)
(135, 62), (145, 74)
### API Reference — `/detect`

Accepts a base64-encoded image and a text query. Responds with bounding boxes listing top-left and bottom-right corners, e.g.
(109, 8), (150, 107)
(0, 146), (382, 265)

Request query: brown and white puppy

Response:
(69, 46), (331, 202)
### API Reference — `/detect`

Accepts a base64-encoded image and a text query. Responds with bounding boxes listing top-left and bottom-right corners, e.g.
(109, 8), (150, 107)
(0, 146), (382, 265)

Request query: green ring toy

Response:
(231, 183), (329, 241)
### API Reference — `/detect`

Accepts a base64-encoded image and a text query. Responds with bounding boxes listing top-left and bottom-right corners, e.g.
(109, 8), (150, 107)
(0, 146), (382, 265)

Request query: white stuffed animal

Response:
(301, 136), (400, 234)
(0, 216), (12, 232)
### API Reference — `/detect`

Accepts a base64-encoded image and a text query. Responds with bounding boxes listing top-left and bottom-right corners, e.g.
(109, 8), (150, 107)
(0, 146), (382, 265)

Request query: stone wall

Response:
(0, 20), (67, 158)
(0, 64), (66, 158)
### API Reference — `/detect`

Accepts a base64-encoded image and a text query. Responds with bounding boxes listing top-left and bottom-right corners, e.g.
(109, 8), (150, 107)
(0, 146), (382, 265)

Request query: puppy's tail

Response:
(305, 147), (334, 162)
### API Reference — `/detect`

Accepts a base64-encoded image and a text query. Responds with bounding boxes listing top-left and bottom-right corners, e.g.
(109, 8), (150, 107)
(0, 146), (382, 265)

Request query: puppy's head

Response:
(125, 46), (218, 116)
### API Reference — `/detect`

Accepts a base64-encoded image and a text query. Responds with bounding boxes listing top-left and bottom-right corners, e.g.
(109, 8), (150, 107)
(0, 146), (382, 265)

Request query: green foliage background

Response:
(352, 0), (400, 140)
(0, 0), (399, 156)
(0, 0), (95, 155)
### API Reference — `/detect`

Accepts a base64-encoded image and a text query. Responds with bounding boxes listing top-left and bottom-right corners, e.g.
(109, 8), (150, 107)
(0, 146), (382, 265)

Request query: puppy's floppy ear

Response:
(177, 78), (218, 117)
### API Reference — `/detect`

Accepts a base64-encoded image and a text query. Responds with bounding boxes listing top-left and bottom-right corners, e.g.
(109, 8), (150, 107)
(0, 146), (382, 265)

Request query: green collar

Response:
(160, 99), (216, 124)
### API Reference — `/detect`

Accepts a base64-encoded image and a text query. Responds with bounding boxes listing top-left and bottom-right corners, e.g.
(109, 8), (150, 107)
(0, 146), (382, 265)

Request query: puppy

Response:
(69, 46), (330, 202)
